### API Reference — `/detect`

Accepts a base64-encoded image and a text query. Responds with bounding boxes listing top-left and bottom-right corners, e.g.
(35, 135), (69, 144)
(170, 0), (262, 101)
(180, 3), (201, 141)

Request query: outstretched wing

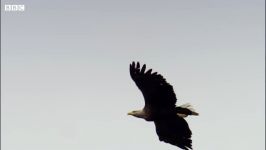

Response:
(129, 62), (177, 110)
(154, 115), (192, 150)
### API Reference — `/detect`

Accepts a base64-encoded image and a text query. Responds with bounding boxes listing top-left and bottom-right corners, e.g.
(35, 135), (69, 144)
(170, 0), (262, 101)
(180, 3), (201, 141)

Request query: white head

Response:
(127, 110), (146, 119)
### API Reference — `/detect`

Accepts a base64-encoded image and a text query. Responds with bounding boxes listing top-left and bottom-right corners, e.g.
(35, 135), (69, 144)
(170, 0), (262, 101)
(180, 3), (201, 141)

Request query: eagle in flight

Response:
(128, 62), (198, 150)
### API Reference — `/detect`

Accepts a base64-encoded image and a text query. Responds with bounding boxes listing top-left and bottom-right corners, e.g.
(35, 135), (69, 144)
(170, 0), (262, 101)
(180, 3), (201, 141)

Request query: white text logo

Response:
(5, 5), (25, 12)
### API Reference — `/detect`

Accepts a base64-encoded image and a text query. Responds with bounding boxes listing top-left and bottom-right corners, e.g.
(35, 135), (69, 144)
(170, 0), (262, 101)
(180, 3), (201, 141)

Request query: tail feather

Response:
(176, 103), (199, 117)
(179, 103), (195, 111)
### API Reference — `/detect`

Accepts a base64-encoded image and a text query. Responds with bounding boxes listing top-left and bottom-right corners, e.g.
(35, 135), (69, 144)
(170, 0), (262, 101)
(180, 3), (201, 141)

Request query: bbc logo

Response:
(5, 5), (25, 12)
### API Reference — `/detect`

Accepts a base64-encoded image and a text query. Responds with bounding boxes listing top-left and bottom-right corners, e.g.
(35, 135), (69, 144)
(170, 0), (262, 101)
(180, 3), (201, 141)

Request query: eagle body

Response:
(128, 62), (198, 150)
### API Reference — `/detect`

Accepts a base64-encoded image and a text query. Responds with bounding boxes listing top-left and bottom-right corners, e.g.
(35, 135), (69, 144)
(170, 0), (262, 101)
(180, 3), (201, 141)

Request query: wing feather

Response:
(129, 61), (177, 110)
(154, 115), (192, 150)
(140, 64), (146, 74)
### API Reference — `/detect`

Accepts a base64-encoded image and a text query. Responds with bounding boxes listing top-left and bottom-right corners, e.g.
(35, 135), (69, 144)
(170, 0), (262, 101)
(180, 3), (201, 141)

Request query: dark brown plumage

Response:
(128, 61), (198, 150)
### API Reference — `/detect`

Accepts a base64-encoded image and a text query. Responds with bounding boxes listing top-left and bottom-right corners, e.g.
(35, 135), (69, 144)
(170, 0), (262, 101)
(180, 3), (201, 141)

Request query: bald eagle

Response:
(128, 62), (198, 150)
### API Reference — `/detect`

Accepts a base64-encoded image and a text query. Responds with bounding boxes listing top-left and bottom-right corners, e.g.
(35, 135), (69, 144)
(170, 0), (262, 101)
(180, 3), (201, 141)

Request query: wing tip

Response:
(130, 61), (147, 69)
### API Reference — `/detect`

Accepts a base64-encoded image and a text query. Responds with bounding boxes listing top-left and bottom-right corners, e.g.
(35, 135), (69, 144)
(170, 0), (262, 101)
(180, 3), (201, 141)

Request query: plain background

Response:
(1, 0), (265, 150)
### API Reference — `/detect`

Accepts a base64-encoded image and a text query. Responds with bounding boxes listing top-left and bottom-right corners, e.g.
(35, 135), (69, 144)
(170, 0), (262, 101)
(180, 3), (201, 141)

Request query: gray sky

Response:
(1, 0), (265, 150)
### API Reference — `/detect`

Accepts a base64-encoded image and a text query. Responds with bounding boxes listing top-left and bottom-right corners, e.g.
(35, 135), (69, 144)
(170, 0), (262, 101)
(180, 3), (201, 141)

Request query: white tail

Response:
(179, 103), (199, 116)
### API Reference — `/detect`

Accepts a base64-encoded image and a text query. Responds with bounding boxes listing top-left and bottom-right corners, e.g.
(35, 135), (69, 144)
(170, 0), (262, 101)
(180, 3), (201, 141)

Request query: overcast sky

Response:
(1, 0), (265, 150)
